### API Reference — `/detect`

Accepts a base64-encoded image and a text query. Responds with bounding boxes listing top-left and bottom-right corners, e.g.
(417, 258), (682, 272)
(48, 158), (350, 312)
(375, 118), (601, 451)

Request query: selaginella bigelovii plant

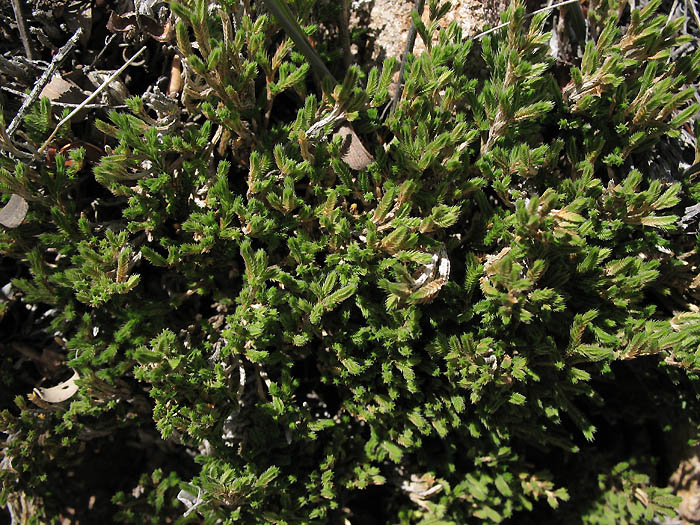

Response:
(2, 0), (700, 522)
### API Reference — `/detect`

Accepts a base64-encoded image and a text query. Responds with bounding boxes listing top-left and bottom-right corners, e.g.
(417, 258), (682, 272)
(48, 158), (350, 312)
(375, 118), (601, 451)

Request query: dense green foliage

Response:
(2, 0), (700, 522)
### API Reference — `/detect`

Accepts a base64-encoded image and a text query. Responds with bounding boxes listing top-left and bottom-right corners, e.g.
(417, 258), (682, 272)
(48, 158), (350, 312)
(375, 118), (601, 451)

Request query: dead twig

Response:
(89, 33), (118, 69)
(687, 0), (700, 33)
(38, 46), (147, 156)
(340, 0), (352, 70)
(664, 0), (679, 30)
(7, 27), (83, 138)
(0, 55), (34, 85)
(1, 85), (128, 110)
(10, 0), (34, 61)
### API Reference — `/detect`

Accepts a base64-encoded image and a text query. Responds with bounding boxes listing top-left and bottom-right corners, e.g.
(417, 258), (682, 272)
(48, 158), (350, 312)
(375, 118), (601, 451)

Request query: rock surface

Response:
(353, 0), (507, 62)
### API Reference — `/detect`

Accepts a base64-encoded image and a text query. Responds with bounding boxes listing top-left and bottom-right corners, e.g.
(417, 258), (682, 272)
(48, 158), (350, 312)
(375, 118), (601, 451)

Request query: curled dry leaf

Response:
(106, 11), (138, 33)
(334, 124), (374, 170)
(306, 107), (374, 170)
(106, 10), (174, 42)
(33, 370), (80, 403)
(0, 194), (28, 228)
(168, 54), (183, 97)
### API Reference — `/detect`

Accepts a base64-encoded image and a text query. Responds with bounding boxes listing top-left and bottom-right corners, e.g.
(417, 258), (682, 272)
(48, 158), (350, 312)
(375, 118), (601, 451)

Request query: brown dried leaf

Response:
(40, 75), (86, 104)
(410, 278), (447, 303)
(148, 18), (174, 42)
(106, 11), (137, 33)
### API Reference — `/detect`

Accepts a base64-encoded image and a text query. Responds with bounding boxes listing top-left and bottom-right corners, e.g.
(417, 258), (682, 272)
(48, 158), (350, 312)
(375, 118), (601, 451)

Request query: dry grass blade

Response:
(261, 0), (375, 169)
(260, 0), (334, 82)
(473, 0), (582, 40)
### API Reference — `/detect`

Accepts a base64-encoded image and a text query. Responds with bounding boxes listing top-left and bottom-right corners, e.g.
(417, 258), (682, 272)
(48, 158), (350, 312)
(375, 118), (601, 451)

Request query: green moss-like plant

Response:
(2, 0), (700, 522)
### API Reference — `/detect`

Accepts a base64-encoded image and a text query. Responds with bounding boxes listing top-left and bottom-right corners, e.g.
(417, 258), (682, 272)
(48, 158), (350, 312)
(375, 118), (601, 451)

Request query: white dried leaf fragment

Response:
(177, 486), (207, 517)
(411, 246), (450, 302)
(34, 370), (80, 403)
